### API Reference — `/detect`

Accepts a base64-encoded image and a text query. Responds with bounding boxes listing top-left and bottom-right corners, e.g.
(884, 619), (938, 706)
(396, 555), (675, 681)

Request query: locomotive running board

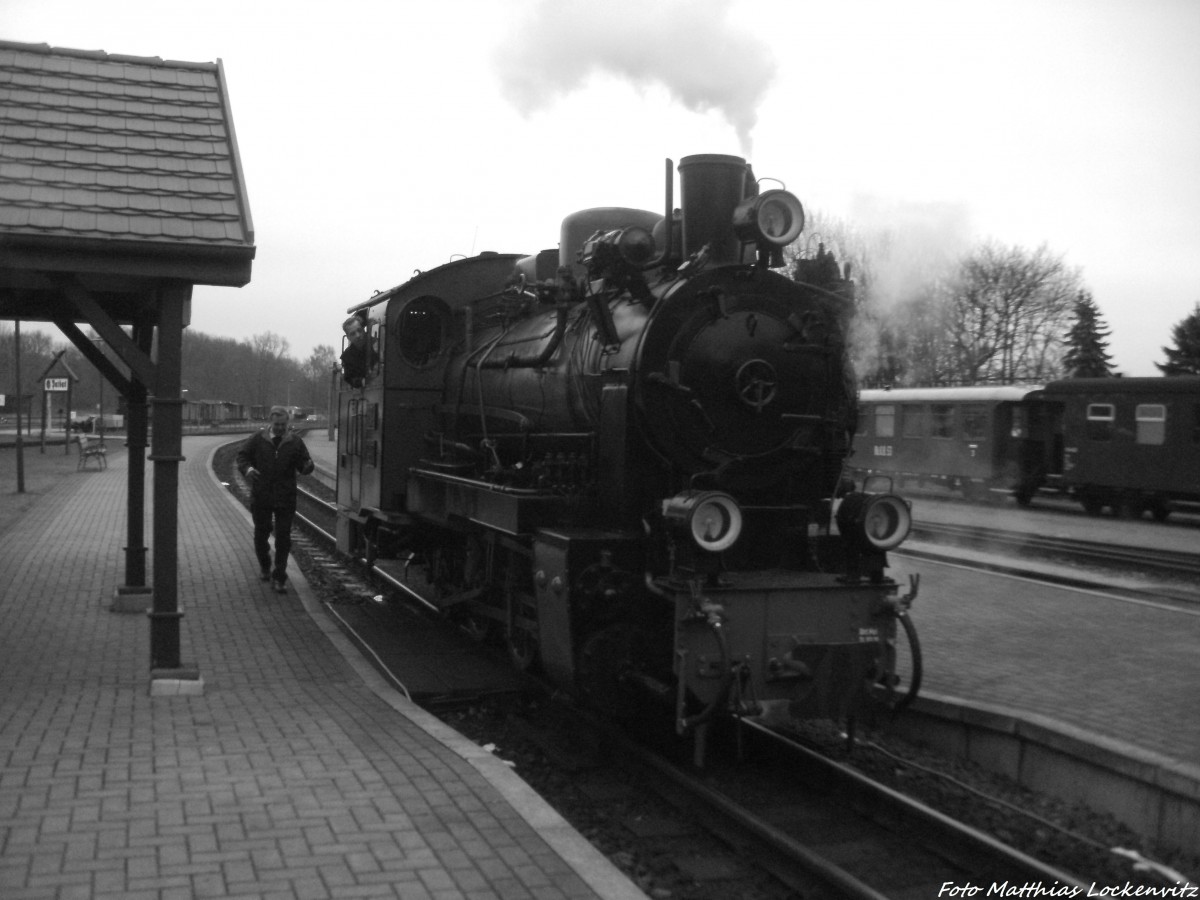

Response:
(407, 467), (568, 536)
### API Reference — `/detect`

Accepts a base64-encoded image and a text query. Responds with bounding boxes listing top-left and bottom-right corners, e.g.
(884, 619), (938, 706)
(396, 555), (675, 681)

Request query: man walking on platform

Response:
(236, 406), (315, 593)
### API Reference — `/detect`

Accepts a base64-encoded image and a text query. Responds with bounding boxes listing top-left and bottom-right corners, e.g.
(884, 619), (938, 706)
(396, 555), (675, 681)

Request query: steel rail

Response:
(913, 520), (1200, 579)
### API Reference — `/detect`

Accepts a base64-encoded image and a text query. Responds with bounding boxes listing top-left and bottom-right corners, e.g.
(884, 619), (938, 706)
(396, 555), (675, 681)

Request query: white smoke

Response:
(847, 195), (974, 312)
(493, 0), (777, 154)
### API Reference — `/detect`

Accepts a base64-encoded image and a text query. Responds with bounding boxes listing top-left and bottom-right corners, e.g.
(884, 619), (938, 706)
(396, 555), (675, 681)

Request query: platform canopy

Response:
(0, 40), (255, 327)
(0, 40), (256, 680)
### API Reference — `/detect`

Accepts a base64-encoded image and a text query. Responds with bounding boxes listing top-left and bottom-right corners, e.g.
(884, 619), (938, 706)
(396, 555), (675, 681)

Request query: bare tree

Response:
(1, 324), (57, 419)
(937, 242), (1079, 383)
(301, 345), (338, 411)
(785, 205), (965, 385)
(249, 331), (291, 408)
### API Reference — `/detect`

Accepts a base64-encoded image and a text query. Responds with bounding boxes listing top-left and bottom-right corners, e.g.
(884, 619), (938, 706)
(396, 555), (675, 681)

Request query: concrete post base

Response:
(110, 586), (153, 614)
(149, 667), (204, 696)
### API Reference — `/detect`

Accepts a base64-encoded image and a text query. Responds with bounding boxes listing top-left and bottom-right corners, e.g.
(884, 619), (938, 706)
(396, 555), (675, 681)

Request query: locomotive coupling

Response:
(881, 574), (921, 616)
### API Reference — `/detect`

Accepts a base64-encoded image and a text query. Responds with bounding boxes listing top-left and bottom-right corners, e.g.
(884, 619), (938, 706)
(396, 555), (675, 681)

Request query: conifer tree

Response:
(1062, 290), (1115, 377)
(1156, 302), (1200, 375)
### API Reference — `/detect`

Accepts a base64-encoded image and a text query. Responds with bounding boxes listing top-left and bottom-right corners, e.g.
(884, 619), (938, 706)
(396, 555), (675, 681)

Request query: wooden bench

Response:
(77, 433), (108, 470)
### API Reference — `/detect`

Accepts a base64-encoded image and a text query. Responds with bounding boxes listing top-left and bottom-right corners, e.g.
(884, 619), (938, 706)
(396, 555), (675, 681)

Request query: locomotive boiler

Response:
(335, 153), (920, 757)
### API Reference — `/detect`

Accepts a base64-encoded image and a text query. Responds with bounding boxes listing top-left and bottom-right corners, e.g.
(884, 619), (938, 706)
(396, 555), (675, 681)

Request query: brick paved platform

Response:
(0, 435), (646, 899)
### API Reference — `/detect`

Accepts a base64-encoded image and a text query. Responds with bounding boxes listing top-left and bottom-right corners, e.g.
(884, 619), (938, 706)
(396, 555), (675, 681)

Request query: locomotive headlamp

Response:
(732, 190), (805, 247)
(835, 492), (912, 552)
(662, 491), (743, 553)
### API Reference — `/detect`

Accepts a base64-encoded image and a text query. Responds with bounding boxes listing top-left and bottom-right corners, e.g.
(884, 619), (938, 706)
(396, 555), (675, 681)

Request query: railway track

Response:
(912, 520), (1200, 577)
(908, 520), (1200, 604)
(585, 714), (1093, 898)
(206, 448), (1191, 894)
(280, 485), (1131, 894)
(276, 500), (1104, 895)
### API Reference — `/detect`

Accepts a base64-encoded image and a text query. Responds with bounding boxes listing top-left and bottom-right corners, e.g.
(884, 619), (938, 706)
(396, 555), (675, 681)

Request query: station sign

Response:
(44, 378), (70, 392)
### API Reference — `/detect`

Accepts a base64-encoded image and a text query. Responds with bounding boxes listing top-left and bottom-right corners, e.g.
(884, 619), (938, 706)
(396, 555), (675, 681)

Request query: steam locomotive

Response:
(334, 154), (920, 758)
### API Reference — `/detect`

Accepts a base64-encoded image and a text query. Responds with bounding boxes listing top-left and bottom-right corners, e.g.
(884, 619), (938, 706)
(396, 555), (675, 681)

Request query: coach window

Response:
(962, 405), (987, 441)
(901, 405), (926, 438)
(1135, 404), (1165, 445)
(1086, 403), (1115, 441)
(874, 404), (895, 438)
(930, 404), (954, 439)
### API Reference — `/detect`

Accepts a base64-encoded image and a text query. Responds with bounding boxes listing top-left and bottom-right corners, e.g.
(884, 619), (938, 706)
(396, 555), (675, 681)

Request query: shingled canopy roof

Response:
(0, 40), (255, 325)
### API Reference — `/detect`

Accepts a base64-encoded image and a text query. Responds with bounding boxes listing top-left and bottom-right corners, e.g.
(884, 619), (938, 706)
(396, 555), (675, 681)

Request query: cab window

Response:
(396, 296), (451, 368)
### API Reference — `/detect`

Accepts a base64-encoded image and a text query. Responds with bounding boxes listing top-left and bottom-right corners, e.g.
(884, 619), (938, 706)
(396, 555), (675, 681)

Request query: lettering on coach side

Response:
(873, 444), (893, 457)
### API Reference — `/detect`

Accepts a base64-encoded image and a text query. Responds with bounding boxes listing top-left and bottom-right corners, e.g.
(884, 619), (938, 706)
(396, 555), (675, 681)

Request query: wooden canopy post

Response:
(148, 284), (195, 685)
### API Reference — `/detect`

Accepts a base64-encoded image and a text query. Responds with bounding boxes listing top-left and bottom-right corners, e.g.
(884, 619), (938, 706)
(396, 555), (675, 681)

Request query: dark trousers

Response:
(251, 504), (296, 579)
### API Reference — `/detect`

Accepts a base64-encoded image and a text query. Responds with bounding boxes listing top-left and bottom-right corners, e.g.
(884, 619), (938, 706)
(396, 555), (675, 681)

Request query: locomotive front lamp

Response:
(835, 492), (912, 552)
(662, 491), (744, 552)
(732, 190), (805, 247)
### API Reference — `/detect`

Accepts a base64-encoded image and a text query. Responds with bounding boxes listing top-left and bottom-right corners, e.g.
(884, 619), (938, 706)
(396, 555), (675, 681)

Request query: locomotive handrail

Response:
(638, 157), (675, 270)
(434, 403), (533, 431)
(408, 466), (551, 496)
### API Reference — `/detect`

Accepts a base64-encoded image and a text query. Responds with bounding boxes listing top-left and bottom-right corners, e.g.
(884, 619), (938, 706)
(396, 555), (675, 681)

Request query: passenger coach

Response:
(1041, 376), (1200, 519)
(852, 386), (1051, 504)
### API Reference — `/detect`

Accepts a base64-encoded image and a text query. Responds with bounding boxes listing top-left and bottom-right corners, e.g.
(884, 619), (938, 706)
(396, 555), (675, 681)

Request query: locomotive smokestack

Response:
(678, 154), (752, 264)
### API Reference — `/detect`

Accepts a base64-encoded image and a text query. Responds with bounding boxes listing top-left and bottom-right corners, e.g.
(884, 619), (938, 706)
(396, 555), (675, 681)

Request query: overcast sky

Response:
(6, 0), (1199, 377)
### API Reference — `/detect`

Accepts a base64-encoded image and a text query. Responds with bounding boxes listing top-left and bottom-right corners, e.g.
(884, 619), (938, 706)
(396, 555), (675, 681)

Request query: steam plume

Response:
(493, 0), (777, 154)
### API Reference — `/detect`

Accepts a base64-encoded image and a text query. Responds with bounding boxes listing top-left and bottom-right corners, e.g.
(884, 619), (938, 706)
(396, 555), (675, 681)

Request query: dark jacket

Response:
(236, 427), (315, 509)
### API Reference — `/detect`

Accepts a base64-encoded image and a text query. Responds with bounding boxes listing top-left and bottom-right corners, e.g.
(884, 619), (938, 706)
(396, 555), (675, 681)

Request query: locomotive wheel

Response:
(505, 590), (539, 672)
(577, 622), (653, 718)
(455, 609), (498, 645)
(507, 626), (538, 671)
